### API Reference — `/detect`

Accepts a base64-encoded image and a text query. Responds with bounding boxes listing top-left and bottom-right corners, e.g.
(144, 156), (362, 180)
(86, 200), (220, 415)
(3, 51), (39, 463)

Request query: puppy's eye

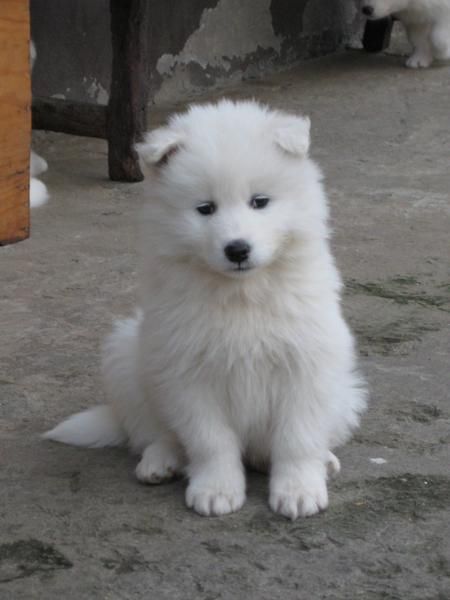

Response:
(196, 201), (217, 216)
(250, 194), (270, 210)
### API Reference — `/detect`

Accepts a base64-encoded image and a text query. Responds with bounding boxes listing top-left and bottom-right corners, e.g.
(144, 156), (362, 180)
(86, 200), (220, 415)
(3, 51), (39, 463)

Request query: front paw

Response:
(406, 53), (432, 68)
(269, 459), (328, 520)
(186, 467), (246, 516)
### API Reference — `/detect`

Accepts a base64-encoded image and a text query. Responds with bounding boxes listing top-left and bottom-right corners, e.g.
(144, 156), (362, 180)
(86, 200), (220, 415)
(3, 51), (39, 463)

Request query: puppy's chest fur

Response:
(144, 285), (306, 377)
(168, 301), (296, 464)
(142, 284), (308, 417)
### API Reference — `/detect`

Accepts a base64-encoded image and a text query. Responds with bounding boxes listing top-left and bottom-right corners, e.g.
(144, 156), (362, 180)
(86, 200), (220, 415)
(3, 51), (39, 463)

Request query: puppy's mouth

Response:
(231, 262), (253, 273)
(223, 261), (255, 275)
(233, 265), (253, 273)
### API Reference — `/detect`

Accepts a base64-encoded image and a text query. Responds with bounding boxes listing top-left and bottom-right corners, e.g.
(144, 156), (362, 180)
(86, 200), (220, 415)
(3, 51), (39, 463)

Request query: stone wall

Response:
(30, 0), (361, 106)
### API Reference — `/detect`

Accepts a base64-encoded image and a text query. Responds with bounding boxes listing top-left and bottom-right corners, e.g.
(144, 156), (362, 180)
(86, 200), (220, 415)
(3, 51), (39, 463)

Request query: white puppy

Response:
(359, 0), (450, 67)
(44, 101), (366, 520)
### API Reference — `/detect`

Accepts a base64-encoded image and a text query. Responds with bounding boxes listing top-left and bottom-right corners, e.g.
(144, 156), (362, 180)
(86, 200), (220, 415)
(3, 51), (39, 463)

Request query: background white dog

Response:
(30, 41), (49, 208)
(45, 100), (366, 520)
(359, 0), (450, 67)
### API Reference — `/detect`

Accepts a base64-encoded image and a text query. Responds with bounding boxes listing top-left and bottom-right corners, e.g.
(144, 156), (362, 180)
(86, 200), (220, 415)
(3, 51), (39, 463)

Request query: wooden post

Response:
(107, 0), (150, 182)
(362, 17), (394, 53)
(0, 0), (30, 245)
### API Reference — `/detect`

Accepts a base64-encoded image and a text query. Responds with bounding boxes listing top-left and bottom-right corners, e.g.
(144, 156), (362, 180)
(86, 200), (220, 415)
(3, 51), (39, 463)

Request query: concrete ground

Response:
(1, 49), (450, 600)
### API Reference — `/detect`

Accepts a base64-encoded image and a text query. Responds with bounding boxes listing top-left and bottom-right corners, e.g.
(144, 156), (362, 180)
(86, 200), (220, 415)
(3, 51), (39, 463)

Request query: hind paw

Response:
(326, 451), (341, 478)
(136, 439), (183, 484)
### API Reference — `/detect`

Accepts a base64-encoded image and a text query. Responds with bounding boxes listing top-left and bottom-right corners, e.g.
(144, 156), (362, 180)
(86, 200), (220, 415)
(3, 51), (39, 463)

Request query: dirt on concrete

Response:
(1, 49), (449, 599)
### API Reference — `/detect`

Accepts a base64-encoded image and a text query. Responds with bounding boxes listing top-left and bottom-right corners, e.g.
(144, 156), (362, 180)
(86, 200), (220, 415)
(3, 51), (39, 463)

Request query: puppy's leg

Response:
(405, 23), (433, 68)
(270, 436), (329, 519)
(430, 23), (450, 61)
(269, 383), (335, 520)
(136, 435), (185, 484)
(169, 385), (245, 516)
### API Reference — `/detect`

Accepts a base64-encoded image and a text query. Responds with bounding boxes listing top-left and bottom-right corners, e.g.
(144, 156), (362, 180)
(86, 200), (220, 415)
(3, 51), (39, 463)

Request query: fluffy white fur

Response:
(359, 0), (450, 67)
(29, 175), (49, 208)
(30, 41), (49, 208)
(30, 148), (49, 208)
(44, 100), (366, 519)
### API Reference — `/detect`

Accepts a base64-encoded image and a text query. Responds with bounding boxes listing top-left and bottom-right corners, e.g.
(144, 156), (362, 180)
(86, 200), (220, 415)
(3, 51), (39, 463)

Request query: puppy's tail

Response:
(43, 405), (126, 448)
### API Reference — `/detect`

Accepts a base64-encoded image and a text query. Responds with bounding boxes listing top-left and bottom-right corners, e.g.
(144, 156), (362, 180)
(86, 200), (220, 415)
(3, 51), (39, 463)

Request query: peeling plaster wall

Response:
(154, 0), (282, 103)
(30, 0), (361, 107)
(30, 0), (112, 105)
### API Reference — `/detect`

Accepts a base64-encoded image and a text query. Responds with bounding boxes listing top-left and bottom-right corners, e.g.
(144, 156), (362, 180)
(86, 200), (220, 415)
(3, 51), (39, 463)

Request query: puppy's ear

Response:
(135, 127), (184, 171)
(272, 115), (311, 158)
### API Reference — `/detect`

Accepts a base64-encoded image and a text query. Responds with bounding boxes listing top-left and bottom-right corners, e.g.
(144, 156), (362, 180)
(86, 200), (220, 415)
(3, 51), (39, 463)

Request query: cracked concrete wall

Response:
(30, 0), (361, 106)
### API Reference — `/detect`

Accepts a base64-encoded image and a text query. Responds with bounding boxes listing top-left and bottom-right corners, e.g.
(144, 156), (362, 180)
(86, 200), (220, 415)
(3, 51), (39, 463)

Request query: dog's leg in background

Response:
(30, 149), (49, 208)
(29, 41), (49, 208)
(430, 22), (450, 61)
(29, 177), (49, 209)
(168, 384), (246, 516)
(30, 149), (48, 177)
(405, 23), (433, 68)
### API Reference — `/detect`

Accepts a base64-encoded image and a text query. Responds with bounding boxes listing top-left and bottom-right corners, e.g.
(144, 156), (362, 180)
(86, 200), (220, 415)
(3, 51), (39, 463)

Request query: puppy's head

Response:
(358, 0), (409, 19)
(136, 100), (327, 278)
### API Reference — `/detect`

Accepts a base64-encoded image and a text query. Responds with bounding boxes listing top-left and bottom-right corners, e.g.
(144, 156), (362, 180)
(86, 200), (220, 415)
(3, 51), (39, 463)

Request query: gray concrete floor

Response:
(1, 50), (450, 599)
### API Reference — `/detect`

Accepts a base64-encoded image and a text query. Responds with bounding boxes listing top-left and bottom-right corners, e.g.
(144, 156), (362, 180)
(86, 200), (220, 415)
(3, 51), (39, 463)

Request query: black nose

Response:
(224, 239), (251, 264)
(362, 5), (374, 16)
